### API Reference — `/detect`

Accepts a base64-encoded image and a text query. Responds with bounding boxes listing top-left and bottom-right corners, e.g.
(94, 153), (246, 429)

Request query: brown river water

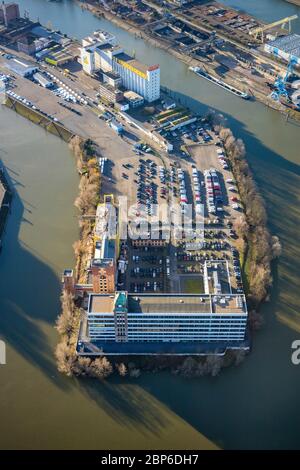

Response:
(0, 0), (299, 449)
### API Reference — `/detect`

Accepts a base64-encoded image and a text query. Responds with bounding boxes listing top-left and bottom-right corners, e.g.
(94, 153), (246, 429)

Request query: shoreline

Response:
(78, 1), (300, 123)
(0, 162), (13, 248)
(284, 0), (300, 5)
(56, 129), (276, 378)
(4, 86), (275, 377)
(4, 96), (75, 142)
(0, 17), (277, 376)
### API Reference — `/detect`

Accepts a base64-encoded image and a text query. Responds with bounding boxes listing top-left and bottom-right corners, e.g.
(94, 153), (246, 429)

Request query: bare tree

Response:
(116, 363), (128, 377)
(271, 236), (282, 259)
(55, 340), (75, 376)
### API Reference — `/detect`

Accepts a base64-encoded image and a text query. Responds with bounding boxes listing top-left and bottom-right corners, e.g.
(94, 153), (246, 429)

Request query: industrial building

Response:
(123, 90), (144, 107)
(6, 57), (38, 77)
(17, 35), (51, 56)
(86, 292), (248, 343)
(80, 30), (160, 102)
(101, 70), (122, 88)
(33, 72), (53, 88)
(265, 34), (300, 65)
(0, 2), (20, 27)
(98, 82), (124, 103)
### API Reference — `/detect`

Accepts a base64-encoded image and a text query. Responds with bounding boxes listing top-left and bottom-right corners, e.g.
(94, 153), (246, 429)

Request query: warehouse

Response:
(7, 58), (38, 77)
(33, 72), (53, 88)
(265, 34), (300, 65)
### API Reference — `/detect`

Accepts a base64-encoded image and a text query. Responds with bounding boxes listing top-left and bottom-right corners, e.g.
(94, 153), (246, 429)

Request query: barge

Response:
(189, 66), (250, 100)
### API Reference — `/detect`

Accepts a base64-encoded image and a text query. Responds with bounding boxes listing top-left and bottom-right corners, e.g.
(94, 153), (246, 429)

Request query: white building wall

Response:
(145, 68), (160, 102)
(264, 44), (300, 65)
(88, 312), (247, 342)
(112, 61), (160, 102)
(80, 48), (95, 75)
(80, 40), (160, 101)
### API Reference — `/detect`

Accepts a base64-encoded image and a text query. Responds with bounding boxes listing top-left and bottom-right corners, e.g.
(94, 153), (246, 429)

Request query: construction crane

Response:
(271, 58), (297, 102)
(249, 15), (298, 42)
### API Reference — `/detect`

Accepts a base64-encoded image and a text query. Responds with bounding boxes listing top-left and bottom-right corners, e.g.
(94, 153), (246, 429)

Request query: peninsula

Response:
(0, 2), (280, 378)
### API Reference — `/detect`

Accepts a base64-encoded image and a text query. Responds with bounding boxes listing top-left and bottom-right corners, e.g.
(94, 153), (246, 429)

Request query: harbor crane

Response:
(249, 15), (298, 42)
(271, 58), (297, 102)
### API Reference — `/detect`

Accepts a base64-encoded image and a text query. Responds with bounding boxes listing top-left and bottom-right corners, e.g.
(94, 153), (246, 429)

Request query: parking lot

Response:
(0, 53), (245, 298)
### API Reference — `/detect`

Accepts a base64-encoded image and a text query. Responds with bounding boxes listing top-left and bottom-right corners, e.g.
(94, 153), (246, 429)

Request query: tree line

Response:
(218, 127), (281, 329)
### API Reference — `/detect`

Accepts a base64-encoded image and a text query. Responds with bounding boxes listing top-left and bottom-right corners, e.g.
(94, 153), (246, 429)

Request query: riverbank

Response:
(0, 8), (276, 375)
(285, 0), (300, 6)
(54, 127), (277, 379)
(1, 0), (299, 450)
(0, 163), (13, 246)
(79, 1), (300, 123)
(218, 127), (281, 313)
(5, 96), (74, 142)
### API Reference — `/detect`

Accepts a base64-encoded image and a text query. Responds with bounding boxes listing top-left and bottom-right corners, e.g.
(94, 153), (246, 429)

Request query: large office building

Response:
(77, 252), (248, 353)
(80, 30), (160, 102)
(86, 292), (248, 344)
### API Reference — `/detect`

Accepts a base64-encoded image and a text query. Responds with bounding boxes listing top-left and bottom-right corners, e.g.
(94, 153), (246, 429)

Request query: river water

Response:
(0, 0), (299, 449)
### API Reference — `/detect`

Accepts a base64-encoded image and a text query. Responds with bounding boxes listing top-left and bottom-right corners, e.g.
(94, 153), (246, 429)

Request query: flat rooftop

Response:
(101, 237), (115, 259)
(124, 90), (144, 101)
(89, 295), (114, 314)
(128, 294), (211, 314)
(102, 70), (120, 80)
(96, 43), (120, 52)
(88, 293), (247, 315)
(268, 34), (300, 58)
(114, 52), (149, 74)
(94, 203), (116, 239)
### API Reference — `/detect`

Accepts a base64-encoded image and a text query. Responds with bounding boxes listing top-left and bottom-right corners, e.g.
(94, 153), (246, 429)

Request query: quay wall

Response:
(5, 96), (75, 143)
